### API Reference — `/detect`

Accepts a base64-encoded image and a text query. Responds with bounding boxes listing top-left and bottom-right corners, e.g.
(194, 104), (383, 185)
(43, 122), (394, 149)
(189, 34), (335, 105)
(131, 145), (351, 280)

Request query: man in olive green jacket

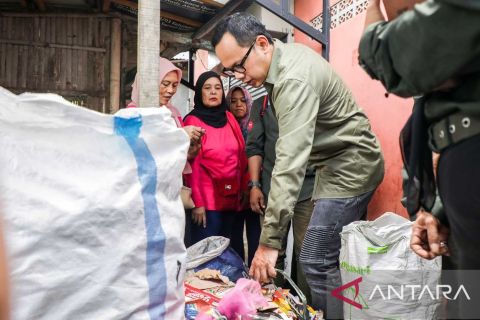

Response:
(213, 13), (384, 317)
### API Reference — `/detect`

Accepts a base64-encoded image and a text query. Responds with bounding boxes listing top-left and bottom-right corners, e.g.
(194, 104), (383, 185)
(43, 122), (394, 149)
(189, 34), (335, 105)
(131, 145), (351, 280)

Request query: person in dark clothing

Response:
(226, 86), (261, 266)
(360, 1), (480, 317)
(360, 0), (480, 268)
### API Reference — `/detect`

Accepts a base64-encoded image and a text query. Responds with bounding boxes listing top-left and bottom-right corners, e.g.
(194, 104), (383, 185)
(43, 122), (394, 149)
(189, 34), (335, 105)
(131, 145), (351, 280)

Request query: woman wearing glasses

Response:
(226, 86), (261, 266)
(184, 72), (248, 246)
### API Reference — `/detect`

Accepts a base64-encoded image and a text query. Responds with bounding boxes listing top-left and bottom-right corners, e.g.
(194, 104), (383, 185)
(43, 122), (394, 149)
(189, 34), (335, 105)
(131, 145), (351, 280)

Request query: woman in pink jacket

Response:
(184, 71), (248, 245)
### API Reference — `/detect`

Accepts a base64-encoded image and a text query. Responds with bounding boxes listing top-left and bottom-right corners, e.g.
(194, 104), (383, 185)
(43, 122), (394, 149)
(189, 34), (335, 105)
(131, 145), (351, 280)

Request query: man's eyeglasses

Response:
(222, 40), (256, 77)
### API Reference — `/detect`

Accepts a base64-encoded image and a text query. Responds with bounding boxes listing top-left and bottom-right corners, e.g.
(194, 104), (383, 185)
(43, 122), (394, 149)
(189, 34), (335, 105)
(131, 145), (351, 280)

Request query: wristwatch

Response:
(248, 180), (262, 189)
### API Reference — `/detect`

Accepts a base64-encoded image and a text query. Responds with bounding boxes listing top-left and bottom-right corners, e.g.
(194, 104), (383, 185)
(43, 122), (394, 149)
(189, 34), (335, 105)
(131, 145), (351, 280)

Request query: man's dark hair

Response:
(211, 12), (274, 48)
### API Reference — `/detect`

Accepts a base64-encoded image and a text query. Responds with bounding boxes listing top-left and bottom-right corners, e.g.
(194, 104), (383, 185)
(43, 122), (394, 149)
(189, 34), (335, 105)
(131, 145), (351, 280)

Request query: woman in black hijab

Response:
(184, 71), (248, 248)
(186, 71), (228, 127)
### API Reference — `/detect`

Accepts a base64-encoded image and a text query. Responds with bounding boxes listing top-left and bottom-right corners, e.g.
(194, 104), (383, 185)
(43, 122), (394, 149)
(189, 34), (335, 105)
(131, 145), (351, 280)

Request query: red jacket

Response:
(184, 112), (248, 211)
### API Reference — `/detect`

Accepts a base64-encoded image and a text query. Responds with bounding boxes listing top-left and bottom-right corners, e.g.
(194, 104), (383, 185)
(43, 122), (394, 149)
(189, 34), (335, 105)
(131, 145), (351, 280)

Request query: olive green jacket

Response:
(260, 40), (384, 249)
(246, 95), (315, 204)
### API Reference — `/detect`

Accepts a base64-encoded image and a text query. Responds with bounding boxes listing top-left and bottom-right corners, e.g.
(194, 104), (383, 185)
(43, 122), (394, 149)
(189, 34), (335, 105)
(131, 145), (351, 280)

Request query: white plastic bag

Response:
(186, 236), (247, 283)
(339, 213), (442, 320)
(0, 88), (189, 320)
(186, 236), (231, 271)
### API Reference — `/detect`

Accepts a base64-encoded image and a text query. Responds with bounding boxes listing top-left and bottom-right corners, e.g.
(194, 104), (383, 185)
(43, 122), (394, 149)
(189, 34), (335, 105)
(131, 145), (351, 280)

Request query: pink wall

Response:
(294, 0), (411, 219)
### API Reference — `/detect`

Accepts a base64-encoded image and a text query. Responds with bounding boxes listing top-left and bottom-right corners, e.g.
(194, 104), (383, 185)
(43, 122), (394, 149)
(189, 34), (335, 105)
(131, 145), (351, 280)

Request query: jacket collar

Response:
(265, 39), (284, 87)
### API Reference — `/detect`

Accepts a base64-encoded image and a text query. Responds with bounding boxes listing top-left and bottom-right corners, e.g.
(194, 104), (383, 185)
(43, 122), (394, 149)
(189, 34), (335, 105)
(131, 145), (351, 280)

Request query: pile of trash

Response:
(184, 237), (323, 320)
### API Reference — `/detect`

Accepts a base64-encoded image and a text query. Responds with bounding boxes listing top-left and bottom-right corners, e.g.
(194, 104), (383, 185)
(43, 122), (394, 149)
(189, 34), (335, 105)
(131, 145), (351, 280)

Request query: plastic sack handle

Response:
(355, 225), (389, 247)
(354, 213), (411, 247)
(274, 268), (308, 320)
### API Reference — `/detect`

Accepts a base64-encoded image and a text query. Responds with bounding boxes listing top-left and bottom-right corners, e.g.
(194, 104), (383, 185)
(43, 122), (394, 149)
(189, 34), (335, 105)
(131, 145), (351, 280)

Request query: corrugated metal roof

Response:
(0, 0), (254, 57)
(0, 1), (248, 36)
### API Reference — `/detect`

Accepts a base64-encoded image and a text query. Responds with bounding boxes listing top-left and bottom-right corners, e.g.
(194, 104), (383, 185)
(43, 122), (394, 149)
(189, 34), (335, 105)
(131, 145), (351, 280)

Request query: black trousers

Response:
(438, 134), (480, 269)
(438, 134), (480, 318)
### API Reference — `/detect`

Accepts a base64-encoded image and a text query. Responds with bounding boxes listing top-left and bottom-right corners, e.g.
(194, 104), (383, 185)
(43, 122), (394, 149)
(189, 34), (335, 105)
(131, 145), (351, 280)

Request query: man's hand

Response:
(250, 187), (265, 214)
(192, 207), (206, 228)
(249, 244), (278, 283)
(410, 210), (450, 259)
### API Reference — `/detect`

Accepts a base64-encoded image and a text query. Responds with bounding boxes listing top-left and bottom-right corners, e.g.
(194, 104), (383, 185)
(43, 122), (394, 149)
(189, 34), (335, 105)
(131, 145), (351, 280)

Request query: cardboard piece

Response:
(194, 268), (230, 284)
(185, 268), (234, 291)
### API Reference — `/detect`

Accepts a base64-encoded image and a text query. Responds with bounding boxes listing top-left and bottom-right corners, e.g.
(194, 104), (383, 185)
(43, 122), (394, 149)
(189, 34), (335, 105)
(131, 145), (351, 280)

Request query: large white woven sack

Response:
(0, 87), (189, 320)
(339, 213), (442, 320)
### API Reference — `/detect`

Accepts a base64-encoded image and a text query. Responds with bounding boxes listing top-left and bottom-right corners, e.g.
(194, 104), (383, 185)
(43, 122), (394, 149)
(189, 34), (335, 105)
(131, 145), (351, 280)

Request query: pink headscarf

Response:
(128, 57), (184, 127)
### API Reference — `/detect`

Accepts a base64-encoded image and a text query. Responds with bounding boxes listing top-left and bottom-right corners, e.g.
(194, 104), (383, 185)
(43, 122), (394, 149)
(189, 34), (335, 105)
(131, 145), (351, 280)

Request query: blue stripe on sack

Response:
(114, 115), (167, 320)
